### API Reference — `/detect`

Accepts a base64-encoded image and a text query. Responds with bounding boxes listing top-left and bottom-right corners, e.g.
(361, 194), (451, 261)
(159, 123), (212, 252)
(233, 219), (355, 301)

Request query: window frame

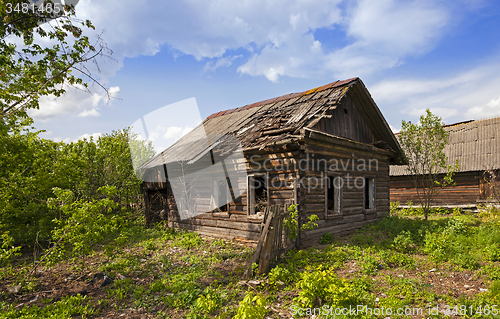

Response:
(247, 173), (269, 215)
(211, 178), (230, 213)
(363, 175), (376, 211)
(325, 172), (343, 217)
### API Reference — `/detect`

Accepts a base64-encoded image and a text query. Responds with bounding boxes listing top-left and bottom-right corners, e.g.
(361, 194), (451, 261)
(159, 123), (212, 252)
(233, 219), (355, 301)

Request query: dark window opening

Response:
(249, 175), (268, 214)
(364, 177), (375, 209)
(344, 108), (348, 115)
(326, 175), (341, 214)
(213, 179), (228, 212)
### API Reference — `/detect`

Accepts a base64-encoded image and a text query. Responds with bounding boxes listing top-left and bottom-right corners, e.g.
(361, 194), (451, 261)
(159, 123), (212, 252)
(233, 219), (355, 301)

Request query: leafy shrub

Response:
(47, 186), (126, 262)
(319, 233), (333, 245)
(324, 247), (351, 268)
(392, 230), (415, 253)
(268, 264), (294, 286)
(432, 207), (449, 215)
(359, 255), (381, 275)
(483, 244), (500, 262)
(283, 205), (318, 239)
(379, 250), (415, 269)
(453, 207), (462, 216)
(194, 288), (223, 314)
(453, 254), (480, 270)
(424, 231), (452, 263)
(294, 266), (363, 308)
(0, 231), (21, 266)
(443, 218), (467, 236)
(390, 201), (400, 216)
(233, 292), (267, 319)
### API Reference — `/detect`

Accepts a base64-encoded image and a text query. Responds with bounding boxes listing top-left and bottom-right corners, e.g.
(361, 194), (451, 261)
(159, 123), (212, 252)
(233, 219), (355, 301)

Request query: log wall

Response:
(298, 136), (390, 247)
(390, 172), (483, 206)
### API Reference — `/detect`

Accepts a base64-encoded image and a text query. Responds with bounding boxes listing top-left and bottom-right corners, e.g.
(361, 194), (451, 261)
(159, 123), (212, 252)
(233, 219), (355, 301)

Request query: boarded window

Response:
(364, 177), (375, 209)
(326, 175), (342, 214)
(248, 175), (268, 214)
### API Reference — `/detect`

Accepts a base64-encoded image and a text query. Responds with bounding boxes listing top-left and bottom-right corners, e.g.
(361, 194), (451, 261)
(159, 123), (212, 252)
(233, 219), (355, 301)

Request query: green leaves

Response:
(283, 205), (319, 240)
(233, 292), (267, 319)
(1, 0), (108, 118)
(399, 109), (459, 220)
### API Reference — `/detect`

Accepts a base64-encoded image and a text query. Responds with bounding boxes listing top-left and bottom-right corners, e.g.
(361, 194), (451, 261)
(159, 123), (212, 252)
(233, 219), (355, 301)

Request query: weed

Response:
(1, 294), (94, 318)
(233, 292), (267, 319)
(319, 233), (333, 245)
(359, 254), (380, 275)
(294, 266), (367, 308)
(172, 232), (204, 249)
(193, 287), (223, 315)
(392, 230), (415, 253)
(0, 232), (21, 266)
(268, 264), (294, 287)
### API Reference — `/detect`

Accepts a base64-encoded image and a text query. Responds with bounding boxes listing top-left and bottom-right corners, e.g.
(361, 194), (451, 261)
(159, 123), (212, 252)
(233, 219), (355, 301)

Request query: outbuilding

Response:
(390, 117), (500, 208)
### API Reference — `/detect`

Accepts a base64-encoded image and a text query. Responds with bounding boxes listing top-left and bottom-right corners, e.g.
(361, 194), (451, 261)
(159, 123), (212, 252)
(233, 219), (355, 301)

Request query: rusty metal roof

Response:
(141, 78), (403, 169)
(390, 116), (500, 176)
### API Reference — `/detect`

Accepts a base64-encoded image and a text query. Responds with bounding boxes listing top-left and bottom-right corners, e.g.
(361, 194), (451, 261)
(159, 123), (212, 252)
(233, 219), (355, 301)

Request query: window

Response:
(211, 179), (229, 212)
(247, 174), (268, 215)
(364, 177), (375, 210)
(326, 174), (342, 215)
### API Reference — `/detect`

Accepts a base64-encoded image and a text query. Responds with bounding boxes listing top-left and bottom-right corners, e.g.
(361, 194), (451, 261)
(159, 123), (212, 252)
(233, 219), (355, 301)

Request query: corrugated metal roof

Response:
(390, 116), (500, 176)
(141, 78), (403, 169)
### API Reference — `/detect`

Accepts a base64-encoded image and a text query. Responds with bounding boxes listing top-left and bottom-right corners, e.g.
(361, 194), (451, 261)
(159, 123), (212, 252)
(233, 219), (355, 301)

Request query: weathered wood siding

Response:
(313, 94), (376, 144)
(390, 172), (482, 206)
(297, 135), (390, 247)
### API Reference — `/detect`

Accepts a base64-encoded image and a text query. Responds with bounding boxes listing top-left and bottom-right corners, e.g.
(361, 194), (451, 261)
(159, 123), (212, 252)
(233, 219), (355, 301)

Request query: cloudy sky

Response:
(28, 0), (500, 143)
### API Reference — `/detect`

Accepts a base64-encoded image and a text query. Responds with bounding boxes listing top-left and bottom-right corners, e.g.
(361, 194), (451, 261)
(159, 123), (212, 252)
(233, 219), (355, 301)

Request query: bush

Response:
(453, 254), (480, 270)
(194, 288), (223, 315)
(294, 266), (364, 308)
(319, 233), (333, 245)
(46, 186), (125, 263)
(0, 232), (21, 266)
(268, 264), (294, 286)
(233, 292), (267, 319)
(392, 230), (415, 253)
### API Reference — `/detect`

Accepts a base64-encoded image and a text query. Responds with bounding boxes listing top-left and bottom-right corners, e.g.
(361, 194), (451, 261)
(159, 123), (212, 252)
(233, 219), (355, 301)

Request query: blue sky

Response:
(27, 0), (500, 144)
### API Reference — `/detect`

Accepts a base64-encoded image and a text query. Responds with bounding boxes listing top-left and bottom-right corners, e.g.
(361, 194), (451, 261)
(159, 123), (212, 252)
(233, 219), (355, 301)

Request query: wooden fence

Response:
(245, 204), (296, 277)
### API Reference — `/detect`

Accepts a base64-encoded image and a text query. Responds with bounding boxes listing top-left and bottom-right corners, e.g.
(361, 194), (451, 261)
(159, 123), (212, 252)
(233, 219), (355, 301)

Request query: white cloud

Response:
(78, 109), (101, 117)
(409, 107), (458, 120)
(465, 96), (500, 119)
(71, 0), (452, 82)
(28, 85), (120, 121)
(163, 126), (193, 140)
(53, 132), (102, 143)
(389, 125), (400, 133)
(371, 61), (500, 123)
(203, 55), (242, 73)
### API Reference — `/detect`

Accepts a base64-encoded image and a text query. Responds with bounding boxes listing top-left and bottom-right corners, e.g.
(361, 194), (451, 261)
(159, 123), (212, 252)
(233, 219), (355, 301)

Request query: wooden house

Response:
(390, 116), (500, 208)
(141, 77), (405, 246)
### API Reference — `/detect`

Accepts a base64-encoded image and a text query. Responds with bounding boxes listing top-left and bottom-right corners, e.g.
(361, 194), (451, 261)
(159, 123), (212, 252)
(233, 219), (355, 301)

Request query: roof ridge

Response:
(206, 77), (359, 120)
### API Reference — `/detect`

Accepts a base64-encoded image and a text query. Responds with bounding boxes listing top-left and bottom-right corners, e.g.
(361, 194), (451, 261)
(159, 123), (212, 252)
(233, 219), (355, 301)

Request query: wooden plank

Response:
(244, 207), (274, 278)
(258, 206), (279, 275)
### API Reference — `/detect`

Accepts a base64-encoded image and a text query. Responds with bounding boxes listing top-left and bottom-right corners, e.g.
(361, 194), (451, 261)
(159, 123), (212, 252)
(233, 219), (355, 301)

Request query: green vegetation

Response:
(284, 204), (319, 240)
(1, 202), (500, 318)
(1, 109), (499, 318)
(398, 109), (460, 220)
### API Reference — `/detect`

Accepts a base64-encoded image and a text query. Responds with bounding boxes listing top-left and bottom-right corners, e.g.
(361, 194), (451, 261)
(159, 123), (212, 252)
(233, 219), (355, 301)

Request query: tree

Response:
(0, 0), (110, 119)
(398, 109), (459, 220)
